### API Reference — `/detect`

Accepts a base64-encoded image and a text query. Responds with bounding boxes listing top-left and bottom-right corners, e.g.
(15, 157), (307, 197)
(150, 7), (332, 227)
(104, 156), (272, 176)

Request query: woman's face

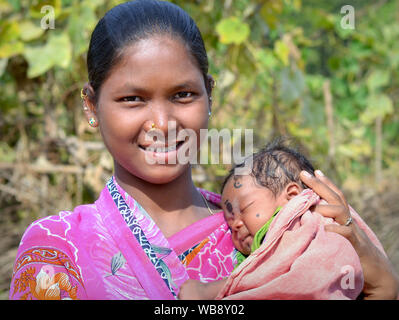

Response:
(93, 35), (210, 184)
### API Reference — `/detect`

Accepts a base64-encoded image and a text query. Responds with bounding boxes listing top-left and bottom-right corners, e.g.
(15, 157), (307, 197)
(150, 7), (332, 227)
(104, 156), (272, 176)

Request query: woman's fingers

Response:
(324, 222), (357, 247)
(313, 170), (348, 207)
(300, 170), (351, 225)
(300, 170), (342, 206)
(313, 204), (350, 225)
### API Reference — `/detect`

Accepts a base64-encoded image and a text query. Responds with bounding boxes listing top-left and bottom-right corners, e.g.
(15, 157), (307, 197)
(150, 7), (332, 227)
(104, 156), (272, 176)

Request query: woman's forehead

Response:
(102, 36), (204, 91)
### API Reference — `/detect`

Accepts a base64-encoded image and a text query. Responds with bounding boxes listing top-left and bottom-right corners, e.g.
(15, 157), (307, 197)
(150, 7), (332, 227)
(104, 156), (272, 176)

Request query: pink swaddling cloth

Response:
(216, 189), (385, 300)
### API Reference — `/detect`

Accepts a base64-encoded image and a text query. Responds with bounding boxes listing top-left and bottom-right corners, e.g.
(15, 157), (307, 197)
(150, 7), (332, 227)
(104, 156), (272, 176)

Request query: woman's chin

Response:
(132, 163), (191, 185)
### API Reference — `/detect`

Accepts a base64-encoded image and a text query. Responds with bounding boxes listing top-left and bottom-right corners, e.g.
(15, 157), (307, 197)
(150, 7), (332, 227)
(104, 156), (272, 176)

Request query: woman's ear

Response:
(284, 182), (302, 201)
(206, 74), (215, 96)
(82, 83), (99, 127)
(206, 75), (215, 116)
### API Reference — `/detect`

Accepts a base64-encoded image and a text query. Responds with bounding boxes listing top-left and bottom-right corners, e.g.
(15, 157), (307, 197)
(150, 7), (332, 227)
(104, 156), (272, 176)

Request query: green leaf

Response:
(274, 40), (289, 66)
(366, 70), (390, 92)
(29, 0), (62, 19)
(0, 20), (20, 43)
(0, 41), (24, 58)
(19, 20), (45, 41)
(260, 1), (283, 29)
(254, 48), (278, 69)
(216, 17), (250, 45)
(48, 33), (71, 68)
(360, 93), (393, 124)
(24, 44), (54, 78)
(67, 4), (97, 56)
(24, 33), (72, 78)
(0, 21), (24, 58)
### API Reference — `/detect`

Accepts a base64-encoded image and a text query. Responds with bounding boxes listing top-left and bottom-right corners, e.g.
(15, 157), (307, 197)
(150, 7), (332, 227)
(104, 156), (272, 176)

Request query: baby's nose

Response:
(231, 218), (244, 231)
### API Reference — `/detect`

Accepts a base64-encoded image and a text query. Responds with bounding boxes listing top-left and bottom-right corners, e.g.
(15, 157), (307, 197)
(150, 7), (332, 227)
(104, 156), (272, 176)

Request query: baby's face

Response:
(221, 175), (287, 255)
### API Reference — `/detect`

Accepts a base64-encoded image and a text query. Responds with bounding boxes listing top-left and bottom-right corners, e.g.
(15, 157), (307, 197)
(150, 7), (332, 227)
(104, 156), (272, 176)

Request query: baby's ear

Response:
(285, 182), (302, 201)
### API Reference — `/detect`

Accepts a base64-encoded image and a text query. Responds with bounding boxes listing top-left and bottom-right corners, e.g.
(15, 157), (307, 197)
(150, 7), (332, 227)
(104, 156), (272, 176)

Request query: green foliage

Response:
(1, 0), (398, 198)
(216, 17), (250, 45)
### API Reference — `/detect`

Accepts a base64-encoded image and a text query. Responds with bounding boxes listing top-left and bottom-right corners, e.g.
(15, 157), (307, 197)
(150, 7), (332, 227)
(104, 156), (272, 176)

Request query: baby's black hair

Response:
(221, 138), (315, 196)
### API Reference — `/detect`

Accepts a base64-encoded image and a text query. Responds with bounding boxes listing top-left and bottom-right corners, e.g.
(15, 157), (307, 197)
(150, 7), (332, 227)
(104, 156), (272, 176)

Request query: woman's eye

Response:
(120, 96), (142, 102)
(174, 91), (194, 100)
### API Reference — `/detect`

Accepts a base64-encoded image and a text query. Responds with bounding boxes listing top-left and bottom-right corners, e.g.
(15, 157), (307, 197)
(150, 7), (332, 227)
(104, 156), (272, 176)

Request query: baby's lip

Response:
(238, 234), (252, 243)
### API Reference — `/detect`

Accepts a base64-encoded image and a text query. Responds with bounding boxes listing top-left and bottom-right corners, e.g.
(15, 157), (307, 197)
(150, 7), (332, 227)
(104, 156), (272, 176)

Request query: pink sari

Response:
(9, 177), (236, 300)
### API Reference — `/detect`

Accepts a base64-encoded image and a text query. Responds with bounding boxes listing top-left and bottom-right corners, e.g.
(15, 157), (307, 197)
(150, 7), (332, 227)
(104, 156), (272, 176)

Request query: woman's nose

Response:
(150, 100), (174, 134)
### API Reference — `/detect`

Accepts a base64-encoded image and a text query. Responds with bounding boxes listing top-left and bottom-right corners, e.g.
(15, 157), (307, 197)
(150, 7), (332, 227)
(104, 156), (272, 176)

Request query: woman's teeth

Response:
(146, 144), (178, 153)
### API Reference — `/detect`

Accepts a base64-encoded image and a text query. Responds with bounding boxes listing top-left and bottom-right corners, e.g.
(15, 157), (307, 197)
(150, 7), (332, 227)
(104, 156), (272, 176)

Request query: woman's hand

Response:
(300, 170), (399, 299)
(178, 279), (227, 300)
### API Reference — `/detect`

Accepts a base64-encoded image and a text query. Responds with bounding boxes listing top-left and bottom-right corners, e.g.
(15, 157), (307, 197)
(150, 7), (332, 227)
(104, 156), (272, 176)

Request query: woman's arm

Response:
(300, 170), (399, 299)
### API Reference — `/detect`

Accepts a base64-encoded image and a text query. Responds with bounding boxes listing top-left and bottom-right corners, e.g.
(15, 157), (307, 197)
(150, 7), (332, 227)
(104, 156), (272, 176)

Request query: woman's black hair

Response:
(221, 138), (315, 196)
(87, 0), (209, 101)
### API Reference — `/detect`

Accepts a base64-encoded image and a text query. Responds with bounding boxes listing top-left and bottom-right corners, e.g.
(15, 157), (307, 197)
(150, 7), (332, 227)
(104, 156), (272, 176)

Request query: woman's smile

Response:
(94, 35), (210, 184)
(139, 139), (186, 163)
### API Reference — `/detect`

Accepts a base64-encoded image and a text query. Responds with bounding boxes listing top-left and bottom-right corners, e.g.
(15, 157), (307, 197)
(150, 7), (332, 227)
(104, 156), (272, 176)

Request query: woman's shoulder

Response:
(10, 205), (96, 300)
(17, 203), (98, 254)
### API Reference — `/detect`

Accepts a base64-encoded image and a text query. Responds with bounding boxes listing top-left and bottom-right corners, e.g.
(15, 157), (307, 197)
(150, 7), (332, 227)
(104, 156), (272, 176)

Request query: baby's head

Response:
(220, 140), (315, 255)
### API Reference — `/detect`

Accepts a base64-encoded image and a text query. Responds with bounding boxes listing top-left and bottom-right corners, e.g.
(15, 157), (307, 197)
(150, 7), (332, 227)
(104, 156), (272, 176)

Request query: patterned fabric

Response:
(11, 248), (82, 300)
(179, 239), (209, 267)
(106, 178), (178, 298)
(9, 176), (236, 300)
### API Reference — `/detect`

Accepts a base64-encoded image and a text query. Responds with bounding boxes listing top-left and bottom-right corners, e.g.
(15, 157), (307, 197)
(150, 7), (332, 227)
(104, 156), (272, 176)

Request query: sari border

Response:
(106, 178), (177, 298)
(96, 181), (176, 300)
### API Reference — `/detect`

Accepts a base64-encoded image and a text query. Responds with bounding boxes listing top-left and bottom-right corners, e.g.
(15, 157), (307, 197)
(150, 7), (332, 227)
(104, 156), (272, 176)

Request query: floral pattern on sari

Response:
(11, 247), (82, 300)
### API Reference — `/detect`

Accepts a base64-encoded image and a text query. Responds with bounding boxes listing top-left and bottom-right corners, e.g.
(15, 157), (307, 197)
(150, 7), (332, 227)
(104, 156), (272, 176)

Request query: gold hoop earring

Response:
(81, 89), (90, 111)
(80, 88), (87, 100)
(149, 123), (157, 131)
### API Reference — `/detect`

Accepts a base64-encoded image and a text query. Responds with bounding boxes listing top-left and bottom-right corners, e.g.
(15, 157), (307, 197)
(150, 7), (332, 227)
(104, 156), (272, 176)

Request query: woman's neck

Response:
(113, 162), (202, 221)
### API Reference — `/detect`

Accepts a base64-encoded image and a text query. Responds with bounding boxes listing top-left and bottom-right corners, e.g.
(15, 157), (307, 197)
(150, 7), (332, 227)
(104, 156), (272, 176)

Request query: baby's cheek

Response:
(246, 215), (266, 236)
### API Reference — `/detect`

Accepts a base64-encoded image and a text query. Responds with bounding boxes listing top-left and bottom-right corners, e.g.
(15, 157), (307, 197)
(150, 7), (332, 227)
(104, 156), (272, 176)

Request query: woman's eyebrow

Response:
(170, 80), (201, 91)
(114, 80), (201, 95)
(112, 83), (149, 96)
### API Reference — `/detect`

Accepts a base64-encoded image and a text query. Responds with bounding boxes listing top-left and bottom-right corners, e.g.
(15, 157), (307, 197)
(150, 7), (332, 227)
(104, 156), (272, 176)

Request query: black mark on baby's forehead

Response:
(224, 199), (233, 213)
(233, 175), (242, 189)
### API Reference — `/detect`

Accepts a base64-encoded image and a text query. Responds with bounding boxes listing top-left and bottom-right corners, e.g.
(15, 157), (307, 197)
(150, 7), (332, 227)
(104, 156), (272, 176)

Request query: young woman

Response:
(9, 0), (398, 300)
